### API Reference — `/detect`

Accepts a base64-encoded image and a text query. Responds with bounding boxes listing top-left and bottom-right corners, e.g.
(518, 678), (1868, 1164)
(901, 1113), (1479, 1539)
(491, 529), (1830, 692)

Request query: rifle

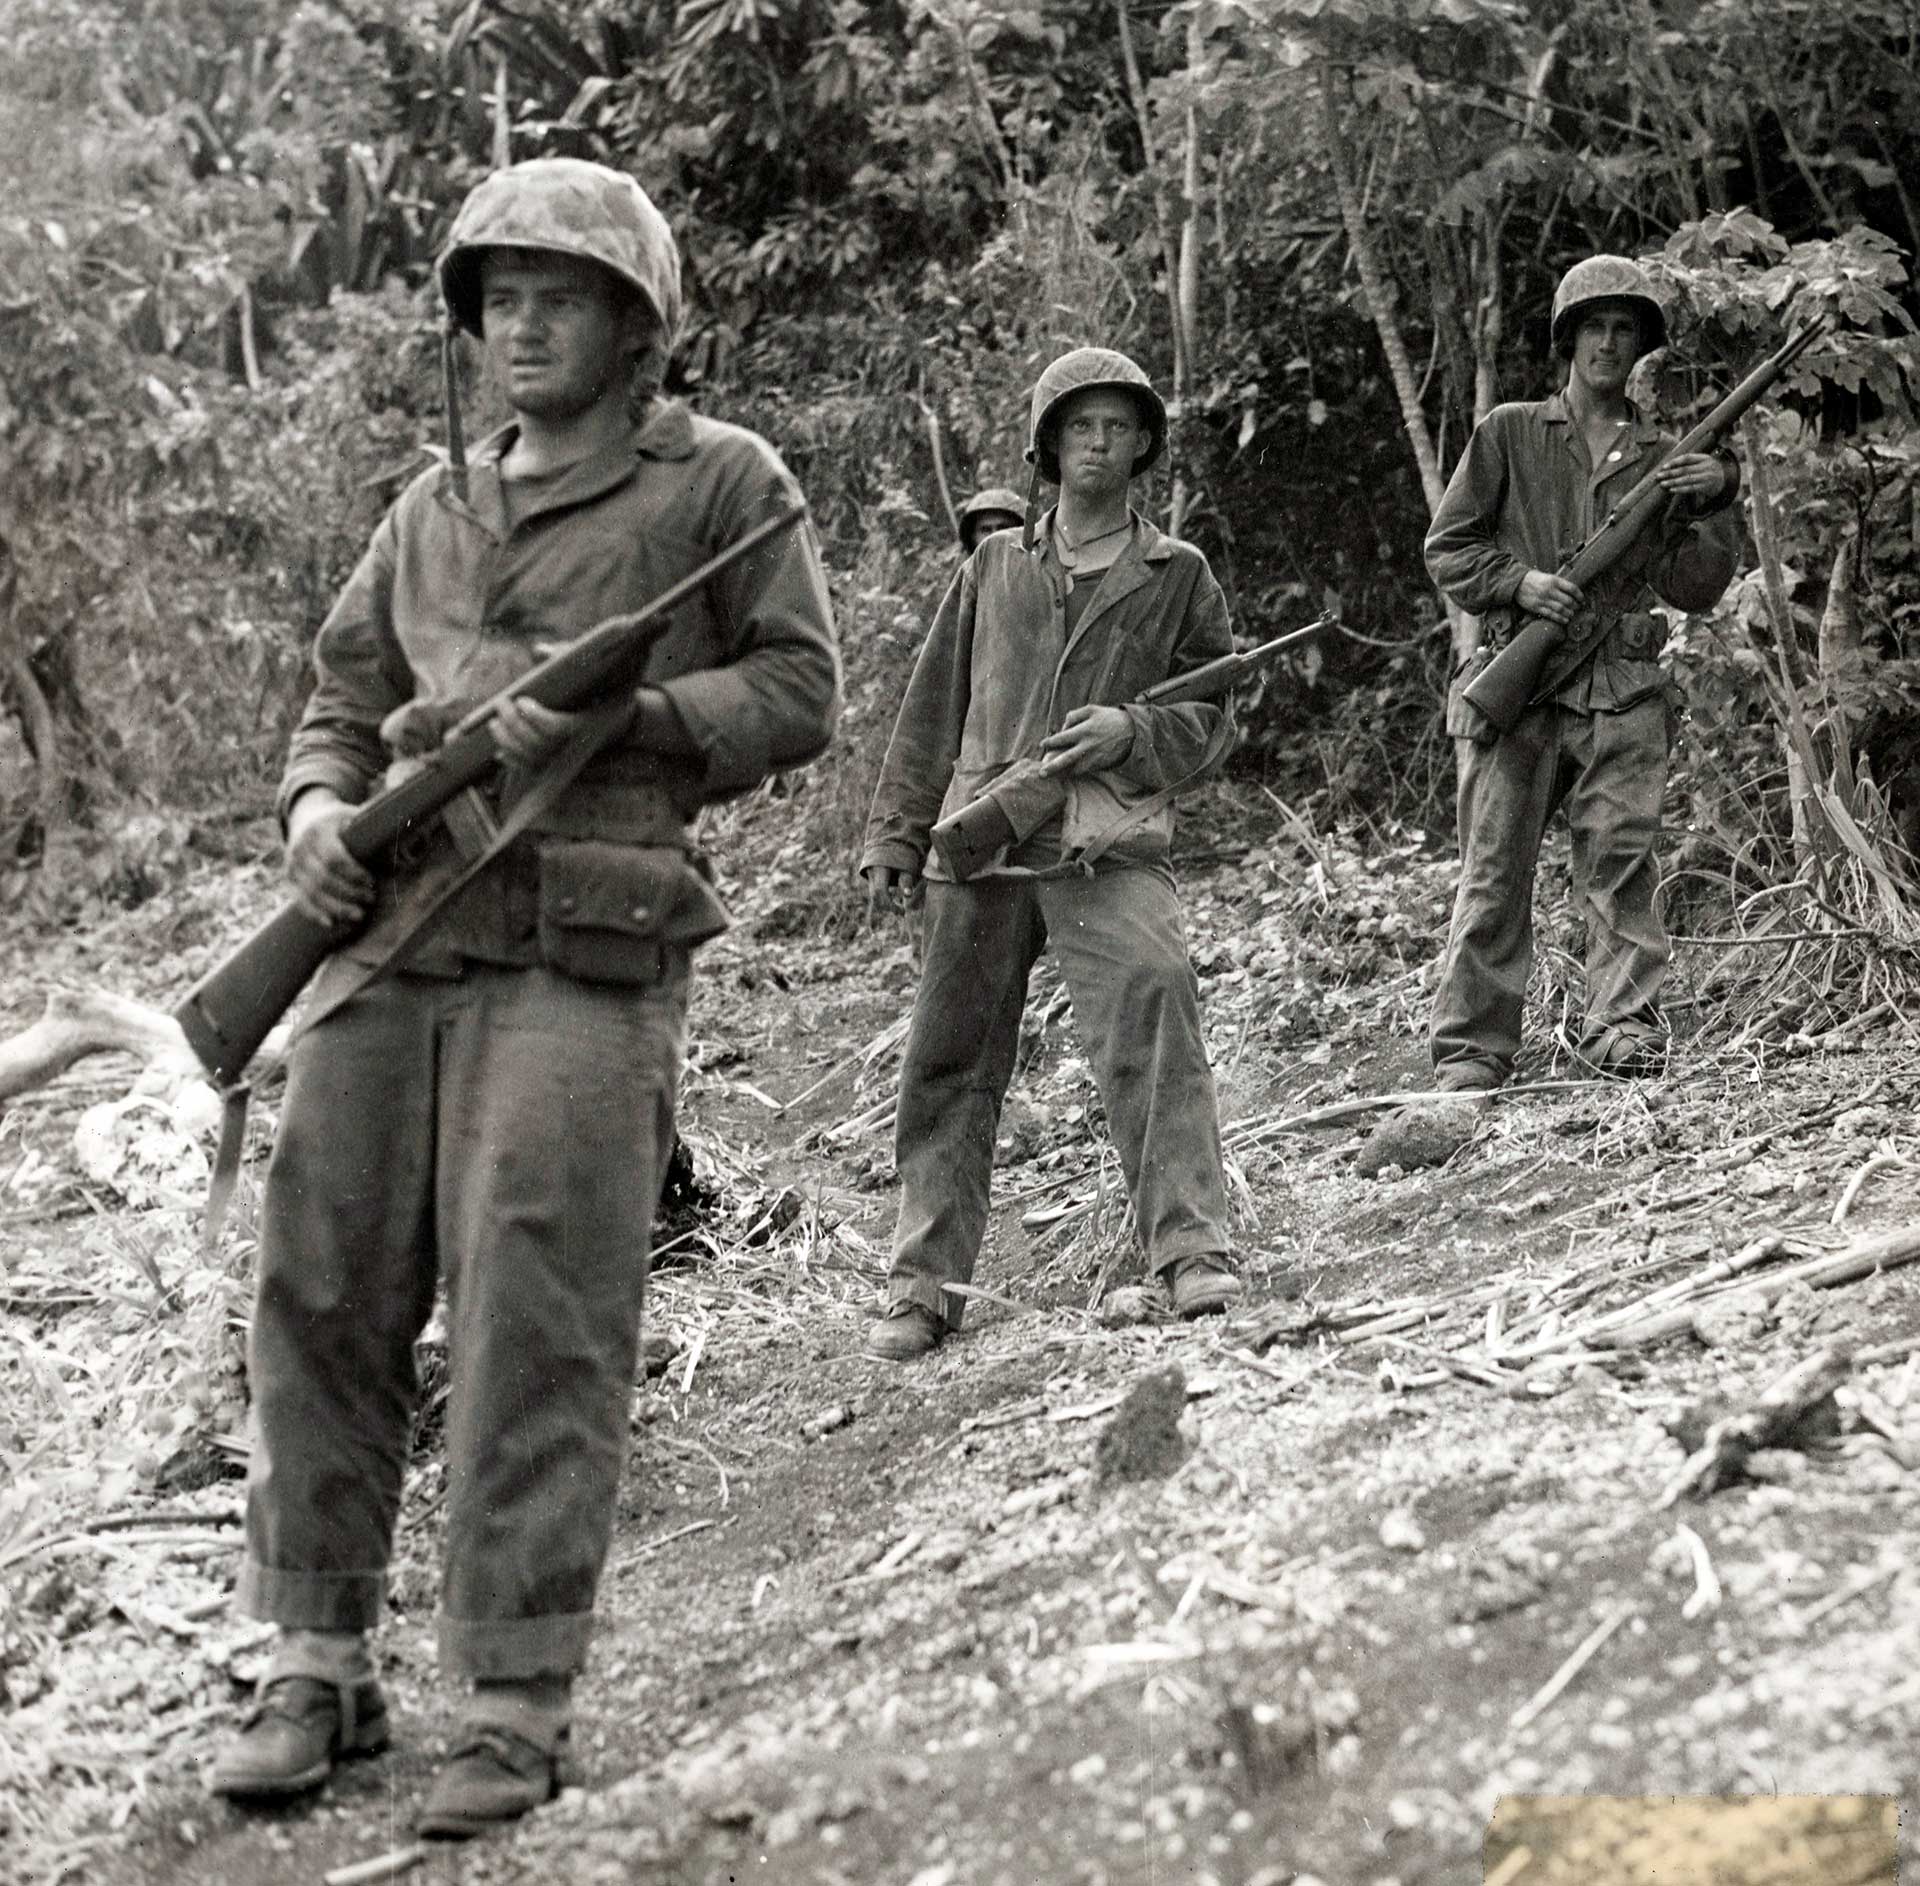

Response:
(175, 500), (808, 1086)
(1459, 317), (1827, 737)
(929, 614), (1332, 882)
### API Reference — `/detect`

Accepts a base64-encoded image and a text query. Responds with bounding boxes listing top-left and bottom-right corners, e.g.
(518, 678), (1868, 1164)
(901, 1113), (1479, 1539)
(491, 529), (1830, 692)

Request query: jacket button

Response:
(631, 906), (651, 924)
(557, 896), (577, 914)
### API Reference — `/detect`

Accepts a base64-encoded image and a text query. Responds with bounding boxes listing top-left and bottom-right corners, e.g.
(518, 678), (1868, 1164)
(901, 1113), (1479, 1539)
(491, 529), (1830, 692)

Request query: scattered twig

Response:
(1832, 1149), (1914, 1228)
(837, 1529), (925, 1586)
(1673, 1522), (1722, 1620)
(1508, 1603), (1632, 1732)
(323, 1845), (429, 1886)
(1220, 1078), (1605, 1152)
(1794, 1560), (1900, 1631)
(1373, 1335), (1517, 1390)
(1215, 1346), (1319, 1391)
(956, 1398), (1047, 1437)
(629, 1517), (724, 1563)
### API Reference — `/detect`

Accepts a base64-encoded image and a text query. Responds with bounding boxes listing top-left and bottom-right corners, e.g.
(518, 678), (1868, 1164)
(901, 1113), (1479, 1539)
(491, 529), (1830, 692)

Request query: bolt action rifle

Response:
(1459, 316), (1827, 738)
(175, 500), (808, 1087)
(929, 614), (1333, 882)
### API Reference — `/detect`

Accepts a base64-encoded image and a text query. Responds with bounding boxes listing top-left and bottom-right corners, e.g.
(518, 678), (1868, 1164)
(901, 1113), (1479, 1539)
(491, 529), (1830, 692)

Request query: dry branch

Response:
(0, 989), (201, 1102)
(1508, 1602), (1632, 1731)
(1656, 1344), (1853, 1507)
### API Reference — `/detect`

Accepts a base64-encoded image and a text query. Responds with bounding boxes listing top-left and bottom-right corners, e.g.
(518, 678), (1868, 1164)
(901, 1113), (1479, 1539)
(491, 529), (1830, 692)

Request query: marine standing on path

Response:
(859, 347), (1239, 1363)
(209, 157), (838, 1834)
(1422, 255), (1742, 1091)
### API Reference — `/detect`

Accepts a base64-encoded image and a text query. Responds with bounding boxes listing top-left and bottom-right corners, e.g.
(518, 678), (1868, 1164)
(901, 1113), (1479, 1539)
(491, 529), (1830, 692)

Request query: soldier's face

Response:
(1569, 302), (1644, 397)
(479, 249), (647, 423)
(1055, 389), (1148, 497)
(963, 510), (1020, 551)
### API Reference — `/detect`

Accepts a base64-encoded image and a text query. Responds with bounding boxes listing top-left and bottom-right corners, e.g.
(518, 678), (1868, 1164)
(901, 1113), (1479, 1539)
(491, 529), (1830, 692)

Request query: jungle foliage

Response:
(0, 0), (1917, 942)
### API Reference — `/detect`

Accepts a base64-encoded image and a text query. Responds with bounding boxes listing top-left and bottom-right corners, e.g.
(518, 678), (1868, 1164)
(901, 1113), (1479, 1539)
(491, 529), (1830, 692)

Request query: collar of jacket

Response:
(1031, 504), (1176, 566)
(435, 399), (699, 532)
(1537, 390), (1664, 455)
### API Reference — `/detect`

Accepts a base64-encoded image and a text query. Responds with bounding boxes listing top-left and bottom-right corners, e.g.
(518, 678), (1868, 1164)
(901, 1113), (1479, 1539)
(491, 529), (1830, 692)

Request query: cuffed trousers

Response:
(1431, 695), (1671, 1085)
(237, 959), (686, 1678)
(887, 866), (1229, 1326)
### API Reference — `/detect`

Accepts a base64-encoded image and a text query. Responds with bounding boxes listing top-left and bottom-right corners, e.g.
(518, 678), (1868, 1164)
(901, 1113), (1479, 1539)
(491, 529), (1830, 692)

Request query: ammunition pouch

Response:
(536, 840), (724, 986)
(1610, 611), (1666, 662)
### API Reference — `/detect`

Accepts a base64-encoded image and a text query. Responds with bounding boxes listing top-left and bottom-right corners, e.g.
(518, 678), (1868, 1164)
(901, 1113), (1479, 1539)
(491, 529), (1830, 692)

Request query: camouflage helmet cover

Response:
(438, 157), (682, 344)
(1550, 254), (1667, 357)
(1026, 347), (1167, 484)
(957, 484), (1026, 547)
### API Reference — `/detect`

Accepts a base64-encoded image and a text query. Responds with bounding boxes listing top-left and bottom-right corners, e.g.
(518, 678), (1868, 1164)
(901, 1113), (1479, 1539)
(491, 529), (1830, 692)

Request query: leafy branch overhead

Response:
(0, 0), (1915, 921)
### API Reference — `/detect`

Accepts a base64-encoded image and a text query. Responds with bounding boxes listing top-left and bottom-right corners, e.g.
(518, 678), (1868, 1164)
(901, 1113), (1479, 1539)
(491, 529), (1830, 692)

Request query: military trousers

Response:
(1431, 694), (1671, 1085)
(237, 958), (686, 1679)
(887, 865), (1229, 1327)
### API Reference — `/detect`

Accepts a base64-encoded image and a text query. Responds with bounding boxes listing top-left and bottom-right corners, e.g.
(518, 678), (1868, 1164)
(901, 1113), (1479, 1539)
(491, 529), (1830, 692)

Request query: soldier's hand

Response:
(286, 789), (374, 929)
(1656, 451), (1728, 509)
(1516, 569), (1584, 627)
(490, 693), (583, 768)
(1039, 704), (1133, 777)
(862, 863), (919, 923)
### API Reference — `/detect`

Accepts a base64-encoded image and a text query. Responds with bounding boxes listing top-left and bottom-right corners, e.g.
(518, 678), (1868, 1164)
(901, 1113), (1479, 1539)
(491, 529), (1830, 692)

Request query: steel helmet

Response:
(1550, 255), (1667, 357)
(438, 157), (682, 344)
(1026, 348), (1167, 485)
(957, 485), (1026, 548)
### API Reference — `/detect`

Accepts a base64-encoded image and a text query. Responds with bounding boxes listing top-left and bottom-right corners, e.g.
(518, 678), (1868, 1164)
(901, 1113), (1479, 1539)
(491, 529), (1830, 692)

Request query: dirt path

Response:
(4, 849), (1919, 1886)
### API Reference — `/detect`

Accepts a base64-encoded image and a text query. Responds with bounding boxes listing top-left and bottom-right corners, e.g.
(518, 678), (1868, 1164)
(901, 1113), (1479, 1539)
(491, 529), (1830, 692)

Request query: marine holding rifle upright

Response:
(1423, 255), (1742, 1090)
(208, 158), (838, 1835)
(859, 346), (1240, 1362)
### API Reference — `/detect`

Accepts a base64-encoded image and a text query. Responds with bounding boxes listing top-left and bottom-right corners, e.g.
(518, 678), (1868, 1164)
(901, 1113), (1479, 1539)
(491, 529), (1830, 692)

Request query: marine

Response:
(208, 157), (839, 1834)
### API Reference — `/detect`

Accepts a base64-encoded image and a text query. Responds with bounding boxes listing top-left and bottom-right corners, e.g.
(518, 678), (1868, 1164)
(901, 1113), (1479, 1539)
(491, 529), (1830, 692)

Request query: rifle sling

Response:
(197, 699), (636, 1250)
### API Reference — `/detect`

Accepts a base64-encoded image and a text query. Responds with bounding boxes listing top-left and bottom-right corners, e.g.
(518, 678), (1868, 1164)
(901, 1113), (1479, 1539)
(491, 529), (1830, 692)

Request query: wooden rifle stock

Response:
(175, 501), (808, 1085)
(1460, 317), (1827, 736)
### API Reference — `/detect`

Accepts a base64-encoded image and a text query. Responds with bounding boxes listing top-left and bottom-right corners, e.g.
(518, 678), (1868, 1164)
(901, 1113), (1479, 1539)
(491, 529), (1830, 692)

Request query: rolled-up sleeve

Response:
(276, 514), (409, 827)
(859, 566), (975, 875)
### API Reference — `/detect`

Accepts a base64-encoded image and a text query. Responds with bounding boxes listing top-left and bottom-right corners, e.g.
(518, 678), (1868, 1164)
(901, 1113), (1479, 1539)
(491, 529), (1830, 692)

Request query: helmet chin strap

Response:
(1019, 457), (1044, 554)
(442, 315), (469, 506)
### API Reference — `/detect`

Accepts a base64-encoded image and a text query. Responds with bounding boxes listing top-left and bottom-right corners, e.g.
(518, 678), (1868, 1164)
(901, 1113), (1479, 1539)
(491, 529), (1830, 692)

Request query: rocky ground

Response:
(1, 797), (1916, 1886)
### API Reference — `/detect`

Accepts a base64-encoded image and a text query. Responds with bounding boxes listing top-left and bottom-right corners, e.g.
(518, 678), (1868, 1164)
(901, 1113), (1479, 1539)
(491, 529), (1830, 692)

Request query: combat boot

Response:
(210, 1675), (389, 1800)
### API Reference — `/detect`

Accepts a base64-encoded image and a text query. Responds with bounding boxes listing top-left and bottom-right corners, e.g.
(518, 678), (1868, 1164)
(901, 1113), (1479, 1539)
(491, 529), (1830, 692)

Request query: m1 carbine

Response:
(928, 615), (1332, 882)
(1459, 316), (1827, 737)
(175, 500), (808, 1087)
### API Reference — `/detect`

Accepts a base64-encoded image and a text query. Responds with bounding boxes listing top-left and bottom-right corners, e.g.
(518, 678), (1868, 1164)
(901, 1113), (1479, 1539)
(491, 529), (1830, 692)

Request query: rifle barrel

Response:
(1142, 614), (1334, 704)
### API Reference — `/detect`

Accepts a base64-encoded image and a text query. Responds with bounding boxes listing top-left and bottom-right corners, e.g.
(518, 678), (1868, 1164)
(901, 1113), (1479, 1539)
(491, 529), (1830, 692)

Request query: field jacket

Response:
(281, 399), (840, 975)
(862, 510), (1232, 880)
(1425, 391), (1741, 718)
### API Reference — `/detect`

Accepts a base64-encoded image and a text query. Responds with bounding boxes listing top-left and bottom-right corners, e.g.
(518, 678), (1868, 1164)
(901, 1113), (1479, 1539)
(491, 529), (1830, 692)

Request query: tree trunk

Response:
(1740, 411), (1821, 874)
(1320, 69), (1473, 660)
(1117, 0), (1194, 539)
(1166, 8), (1204, 541)
(0, 527), (70, 869)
